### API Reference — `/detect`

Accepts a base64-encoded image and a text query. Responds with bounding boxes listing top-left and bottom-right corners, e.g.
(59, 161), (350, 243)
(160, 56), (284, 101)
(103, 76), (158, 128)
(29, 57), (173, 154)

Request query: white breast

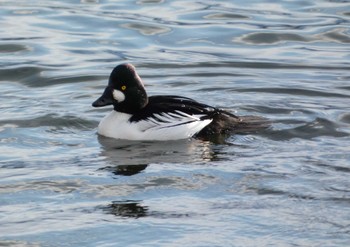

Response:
(97, 111), (212, 141)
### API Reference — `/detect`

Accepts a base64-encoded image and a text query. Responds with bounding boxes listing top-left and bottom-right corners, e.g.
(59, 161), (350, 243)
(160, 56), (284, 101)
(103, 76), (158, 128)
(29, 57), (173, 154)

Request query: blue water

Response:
(1, 0), (350, 246)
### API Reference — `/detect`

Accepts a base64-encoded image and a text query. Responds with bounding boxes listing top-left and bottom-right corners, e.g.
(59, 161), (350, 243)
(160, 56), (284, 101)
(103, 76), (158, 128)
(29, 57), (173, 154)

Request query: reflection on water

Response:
(96, 135), (221, 176)
(262, 117), (349, 141)
(101, 200), (196, 219)
(97, 135), (217, 165)
(101, 200), (148, 218)
(101, 164), (148, 176)
(1, 0), (350, 246)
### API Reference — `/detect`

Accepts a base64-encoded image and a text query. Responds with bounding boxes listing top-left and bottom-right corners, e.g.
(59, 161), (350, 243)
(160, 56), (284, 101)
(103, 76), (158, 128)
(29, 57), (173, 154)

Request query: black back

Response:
(129, 95), (229, 122)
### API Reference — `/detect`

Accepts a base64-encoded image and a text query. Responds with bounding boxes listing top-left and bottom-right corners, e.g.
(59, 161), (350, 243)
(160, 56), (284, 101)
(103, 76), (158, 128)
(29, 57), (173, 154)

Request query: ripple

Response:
(322, 28), (350, 43)
(0, 65), (104, 87)
(137, 0), (164, 4)
(0, 43), (29, 53)
(204, 12), (249, 20)
(0, 179), (84, 194)
(266, 117), (349, 141)
(140, 60), (350, 71)
(0, 240), (39, 247)
(0, 66), (44, 83)
(121, 22), (171, 36)
(0, 114), (96, 130)
(239, 32), (311, 44)
(236, 87), (350, 98)
(238, 27), (350, 45)
(340, 113), (350, 125)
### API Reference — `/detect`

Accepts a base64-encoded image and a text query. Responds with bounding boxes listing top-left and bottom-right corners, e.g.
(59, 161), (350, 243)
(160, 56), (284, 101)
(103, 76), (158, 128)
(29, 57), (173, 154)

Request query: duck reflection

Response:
(101, 200), (148, 218)
(97, 135), (218, 176)
(101, 200), (194, 219)
(102, 164), (148, 176)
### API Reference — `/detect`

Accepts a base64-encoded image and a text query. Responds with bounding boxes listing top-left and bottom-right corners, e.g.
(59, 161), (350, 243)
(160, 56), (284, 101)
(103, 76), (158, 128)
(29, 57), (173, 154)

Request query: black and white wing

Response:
(129, 96), (216, 140)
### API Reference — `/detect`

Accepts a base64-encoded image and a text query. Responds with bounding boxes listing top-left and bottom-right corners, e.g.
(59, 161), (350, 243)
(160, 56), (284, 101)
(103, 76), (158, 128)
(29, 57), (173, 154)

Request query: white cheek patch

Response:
(113, 89), (125, 102)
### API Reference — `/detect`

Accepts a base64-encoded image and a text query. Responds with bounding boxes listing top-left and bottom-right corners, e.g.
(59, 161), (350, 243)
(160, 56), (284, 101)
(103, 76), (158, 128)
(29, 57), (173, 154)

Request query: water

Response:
(1, 0), (350, 246)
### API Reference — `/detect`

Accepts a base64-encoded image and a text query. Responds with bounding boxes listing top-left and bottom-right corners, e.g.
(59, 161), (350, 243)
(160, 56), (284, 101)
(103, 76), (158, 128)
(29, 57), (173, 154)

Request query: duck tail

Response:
(234, 115), (270, 133)
(197, 110), (269, 138)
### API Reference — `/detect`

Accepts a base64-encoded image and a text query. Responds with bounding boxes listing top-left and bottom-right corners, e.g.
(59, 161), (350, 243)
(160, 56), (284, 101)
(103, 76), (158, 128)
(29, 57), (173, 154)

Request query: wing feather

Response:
(127, 95), (218, 139)
(143, 111), (205, 130)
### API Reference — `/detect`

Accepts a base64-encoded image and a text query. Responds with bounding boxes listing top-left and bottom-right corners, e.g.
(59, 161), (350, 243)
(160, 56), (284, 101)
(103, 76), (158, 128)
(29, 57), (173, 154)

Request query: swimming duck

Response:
(92, 63), (264, 141)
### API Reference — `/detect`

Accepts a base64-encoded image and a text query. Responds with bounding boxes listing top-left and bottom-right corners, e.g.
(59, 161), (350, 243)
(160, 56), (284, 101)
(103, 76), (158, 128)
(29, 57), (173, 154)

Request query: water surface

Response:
(1, 0), (350, 246)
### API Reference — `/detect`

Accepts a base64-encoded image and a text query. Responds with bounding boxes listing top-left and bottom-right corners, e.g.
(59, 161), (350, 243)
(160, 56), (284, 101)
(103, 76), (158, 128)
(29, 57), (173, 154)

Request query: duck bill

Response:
(92, 87), (114, 107)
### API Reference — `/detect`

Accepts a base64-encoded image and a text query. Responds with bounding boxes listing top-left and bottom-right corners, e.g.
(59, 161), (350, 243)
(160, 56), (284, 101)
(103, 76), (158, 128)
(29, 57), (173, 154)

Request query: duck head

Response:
(92, 63), (148, 114)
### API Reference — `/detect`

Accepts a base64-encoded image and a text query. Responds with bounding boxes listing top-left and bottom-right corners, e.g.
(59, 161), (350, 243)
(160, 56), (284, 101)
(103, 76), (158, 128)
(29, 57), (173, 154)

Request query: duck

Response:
(92, 63), (266, 141)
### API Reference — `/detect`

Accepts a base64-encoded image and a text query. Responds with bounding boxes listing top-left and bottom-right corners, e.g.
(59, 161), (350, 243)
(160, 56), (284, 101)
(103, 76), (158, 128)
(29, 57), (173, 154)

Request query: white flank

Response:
(112, 89), (125, 102)
(97, 110), (212, 141)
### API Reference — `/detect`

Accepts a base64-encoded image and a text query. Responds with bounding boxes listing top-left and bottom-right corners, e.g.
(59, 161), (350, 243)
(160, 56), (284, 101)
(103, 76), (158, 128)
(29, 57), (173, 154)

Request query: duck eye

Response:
(121, 85), (126, 91)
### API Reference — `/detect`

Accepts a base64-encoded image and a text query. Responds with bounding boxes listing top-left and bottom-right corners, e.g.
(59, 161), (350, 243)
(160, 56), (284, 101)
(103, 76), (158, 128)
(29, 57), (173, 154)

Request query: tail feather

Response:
(197, 110), (269, 137)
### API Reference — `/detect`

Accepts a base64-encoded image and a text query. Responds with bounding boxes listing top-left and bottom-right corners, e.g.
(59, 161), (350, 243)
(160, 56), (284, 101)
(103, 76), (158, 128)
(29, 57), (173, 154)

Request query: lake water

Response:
(1, 0), (350, 246)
